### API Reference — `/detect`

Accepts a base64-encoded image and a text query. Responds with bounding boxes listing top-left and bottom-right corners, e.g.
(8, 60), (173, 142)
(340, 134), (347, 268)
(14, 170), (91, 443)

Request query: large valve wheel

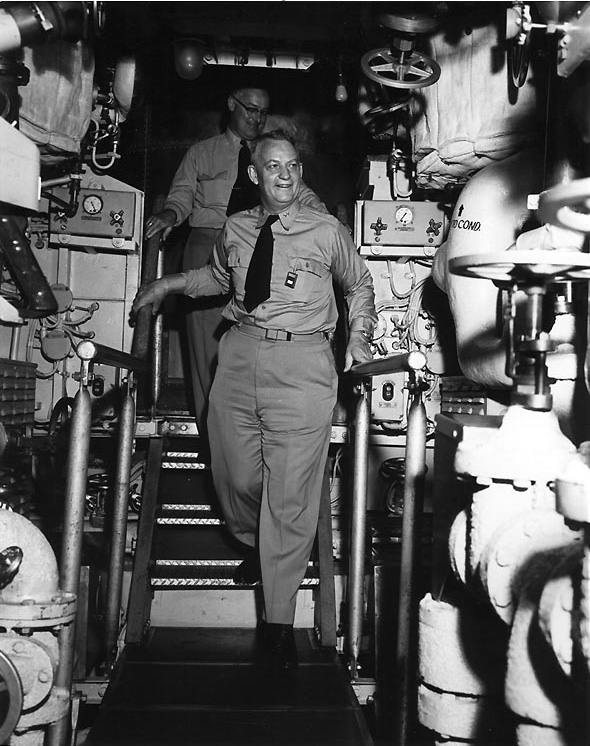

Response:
(537, 179), (590, 234)
(449, 250), (590, 285)
(361, 47), (441, 89)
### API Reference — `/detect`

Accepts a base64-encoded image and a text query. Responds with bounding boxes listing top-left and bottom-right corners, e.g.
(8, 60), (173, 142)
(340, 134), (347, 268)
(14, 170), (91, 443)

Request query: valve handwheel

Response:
(365, 96), (412, 117)
(361, 47), (441, 89)
(537, 179), (590, 234)
(449, 249), (590, 285)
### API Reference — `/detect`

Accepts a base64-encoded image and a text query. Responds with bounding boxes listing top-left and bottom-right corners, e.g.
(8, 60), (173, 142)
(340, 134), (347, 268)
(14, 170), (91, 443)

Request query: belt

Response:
(238, 323), (328, 343)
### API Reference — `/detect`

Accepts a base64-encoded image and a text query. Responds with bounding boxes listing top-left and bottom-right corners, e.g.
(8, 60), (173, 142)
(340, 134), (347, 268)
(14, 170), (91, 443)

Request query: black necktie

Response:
(243, 214), (280, 312)
(226, 140), (259, 216)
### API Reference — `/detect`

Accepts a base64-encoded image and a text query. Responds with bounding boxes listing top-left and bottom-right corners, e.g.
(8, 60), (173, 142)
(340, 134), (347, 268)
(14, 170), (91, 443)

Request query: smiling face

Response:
(227, 87), (270, 141)
(248, 137), (303, 214)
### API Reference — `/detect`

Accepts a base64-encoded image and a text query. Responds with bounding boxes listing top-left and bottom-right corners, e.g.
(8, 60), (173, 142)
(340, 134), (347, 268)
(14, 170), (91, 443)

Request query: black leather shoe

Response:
(232, 551), (262, 585)
(265, 623), (298, 670)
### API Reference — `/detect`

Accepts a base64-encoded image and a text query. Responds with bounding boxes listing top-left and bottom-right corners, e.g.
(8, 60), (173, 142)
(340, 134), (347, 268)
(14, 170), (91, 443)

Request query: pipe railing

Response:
(48, 199), (166, 745)
(348, 349), (428, 746)
(76, 339), (149, 373)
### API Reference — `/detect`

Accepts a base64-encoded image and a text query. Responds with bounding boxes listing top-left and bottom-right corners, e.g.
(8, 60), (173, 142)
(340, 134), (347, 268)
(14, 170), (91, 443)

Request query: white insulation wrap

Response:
(410, 21), (537, 190)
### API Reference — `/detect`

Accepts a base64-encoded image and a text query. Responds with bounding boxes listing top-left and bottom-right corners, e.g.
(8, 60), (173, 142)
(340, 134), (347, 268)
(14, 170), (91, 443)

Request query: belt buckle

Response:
(265, 329), (291, 341)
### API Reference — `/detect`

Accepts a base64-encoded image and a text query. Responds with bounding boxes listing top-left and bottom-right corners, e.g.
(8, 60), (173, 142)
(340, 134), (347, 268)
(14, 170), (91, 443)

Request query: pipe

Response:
(76, 340), (148, 373)
(131, 196), (165, 362)
(104, 383), (136, 668)
(351, 350), (427, 378)
(151, 248), (165, 413)
(9, 324), (20, 360)
(0, 216), (58, 318)
(394, 383), (427, 746)
(347, 382), (371, 678)
(47, 385), (92, 746)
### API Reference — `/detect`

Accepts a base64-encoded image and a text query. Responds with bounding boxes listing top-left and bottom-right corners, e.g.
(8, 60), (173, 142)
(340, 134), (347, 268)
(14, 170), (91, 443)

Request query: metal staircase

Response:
(83, 429), (374, 746)
(124, 431), (336, 643)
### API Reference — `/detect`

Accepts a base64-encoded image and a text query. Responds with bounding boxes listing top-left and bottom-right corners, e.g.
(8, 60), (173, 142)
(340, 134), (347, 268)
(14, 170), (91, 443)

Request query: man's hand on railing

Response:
(131, 278), (170, 321)
(144, 209), (176, 241)
(344, 329), (373, 372)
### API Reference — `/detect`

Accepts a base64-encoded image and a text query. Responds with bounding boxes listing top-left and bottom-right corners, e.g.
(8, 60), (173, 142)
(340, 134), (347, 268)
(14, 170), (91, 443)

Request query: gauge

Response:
(395, 205), (413, 226)
(82, 194), (104, 215)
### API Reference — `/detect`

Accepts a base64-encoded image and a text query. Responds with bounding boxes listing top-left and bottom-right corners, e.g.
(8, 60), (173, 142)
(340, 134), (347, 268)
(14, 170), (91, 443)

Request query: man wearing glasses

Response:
(144, 84), (326, 440)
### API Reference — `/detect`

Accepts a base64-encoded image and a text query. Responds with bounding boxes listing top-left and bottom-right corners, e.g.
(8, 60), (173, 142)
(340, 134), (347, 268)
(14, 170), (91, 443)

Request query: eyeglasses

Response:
(231, 95), (269, 119)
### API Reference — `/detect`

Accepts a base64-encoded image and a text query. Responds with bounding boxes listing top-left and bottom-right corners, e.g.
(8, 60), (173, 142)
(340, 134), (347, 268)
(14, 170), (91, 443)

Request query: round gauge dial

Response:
(395, 206), (413, 226)
(82, 194), (104, 215)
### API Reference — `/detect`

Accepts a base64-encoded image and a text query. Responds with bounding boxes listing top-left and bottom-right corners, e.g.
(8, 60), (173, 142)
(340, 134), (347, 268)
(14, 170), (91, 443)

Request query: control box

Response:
(48, 187), (138, 252)
(355, 199), (447, 258)
(371, 371), (407, 423)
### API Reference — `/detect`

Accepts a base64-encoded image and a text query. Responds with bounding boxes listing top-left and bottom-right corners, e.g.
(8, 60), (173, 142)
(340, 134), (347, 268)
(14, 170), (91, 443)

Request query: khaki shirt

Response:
(183, 200), (377, 336)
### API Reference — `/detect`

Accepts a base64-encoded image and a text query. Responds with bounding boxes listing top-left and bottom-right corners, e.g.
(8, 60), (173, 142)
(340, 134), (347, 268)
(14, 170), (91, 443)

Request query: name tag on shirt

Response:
(285, 271), (298, 289)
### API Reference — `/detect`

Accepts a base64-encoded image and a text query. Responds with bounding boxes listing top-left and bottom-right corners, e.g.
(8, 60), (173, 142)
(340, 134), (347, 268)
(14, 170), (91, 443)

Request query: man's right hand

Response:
(131, 278), (170, 320)
(144, 209), (176, 241)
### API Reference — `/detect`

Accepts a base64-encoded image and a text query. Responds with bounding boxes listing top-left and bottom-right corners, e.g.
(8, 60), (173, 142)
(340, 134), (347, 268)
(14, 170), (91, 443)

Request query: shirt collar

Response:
(255, 199), (301, 231)
(224, 128), (243, 148)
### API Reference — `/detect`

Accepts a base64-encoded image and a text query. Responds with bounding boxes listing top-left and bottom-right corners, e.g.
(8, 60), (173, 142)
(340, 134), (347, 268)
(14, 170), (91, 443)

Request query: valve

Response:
(450, 249), (590, 410)
(361, 11), (441, 90)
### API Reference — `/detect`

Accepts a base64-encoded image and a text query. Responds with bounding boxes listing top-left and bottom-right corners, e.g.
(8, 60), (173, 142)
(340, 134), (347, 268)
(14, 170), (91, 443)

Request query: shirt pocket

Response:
(286, 256), (329, 300)
(200, 172), (230, 208)
(227, 246), (251, 297)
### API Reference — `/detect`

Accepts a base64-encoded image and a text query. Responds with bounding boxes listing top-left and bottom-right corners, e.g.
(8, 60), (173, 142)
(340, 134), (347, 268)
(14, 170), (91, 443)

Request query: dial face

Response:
(83, 194), (103, 215)
(395, 206), (413, 226)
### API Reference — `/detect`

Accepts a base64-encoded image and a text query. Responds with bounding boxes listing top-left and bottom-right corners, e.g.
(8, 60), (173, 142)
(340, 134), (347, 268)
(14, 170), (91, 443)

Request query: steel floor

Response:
(86, 627), (373, 746)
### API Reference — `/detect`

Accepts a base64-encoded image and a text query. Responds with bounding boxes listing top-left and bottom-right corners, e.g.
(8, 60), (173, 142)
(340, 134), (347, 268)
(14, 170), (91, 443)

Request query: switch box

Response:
(356, 200), (447, 257)
(49, 187), (138, 252)
(371, 371), (407, 423)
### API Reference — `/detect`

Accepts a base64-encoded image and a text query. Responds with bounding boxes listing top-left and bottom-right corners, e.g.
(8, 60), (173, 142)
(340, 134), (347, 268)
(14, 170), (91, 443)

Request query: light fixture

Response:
(174, 38), (205, 80)
(202, 46), (315, 70)
(335, 58), (348, 102)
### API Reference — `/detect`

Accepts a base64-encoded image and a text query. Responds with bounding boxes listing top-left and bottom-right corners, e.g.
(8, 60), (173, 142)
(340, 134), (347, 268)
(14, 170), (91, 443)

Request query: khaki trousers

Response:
(207, 325), (337, 624)
(182, 227), (229, 435)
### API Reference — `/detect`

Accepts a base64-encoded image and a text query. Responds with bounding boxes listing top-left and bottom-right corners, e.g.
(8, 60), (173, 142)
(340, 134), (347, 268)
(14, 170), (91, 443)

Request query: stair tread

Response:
(151, 564), (318, 579)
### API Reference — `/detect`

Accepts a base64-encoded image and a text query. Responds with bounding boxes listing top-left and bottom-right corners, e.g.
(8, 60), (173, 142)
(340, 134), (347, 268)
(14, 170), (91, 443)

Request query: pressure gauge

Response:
(395, 205), (413, 226)
(82, 194), (104, 215)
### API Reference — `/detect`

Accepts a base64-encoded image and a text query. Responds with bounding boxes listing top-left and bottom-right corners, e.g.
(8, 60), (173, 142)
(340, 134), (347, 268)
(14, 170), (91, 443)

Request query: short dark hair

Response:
(250, 129), (299, 162)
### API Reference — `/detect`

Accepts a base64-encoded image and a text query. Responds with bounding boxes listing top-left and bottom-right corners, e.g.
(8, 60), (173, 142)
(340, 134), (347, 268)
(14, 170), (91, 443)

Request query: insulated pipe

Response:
(0, 509), (59, 601)
(47, 384), (92, 746)
(104, 382), (135, 668)
(347, 382), (371, 678)
(394, 381), (427, 746)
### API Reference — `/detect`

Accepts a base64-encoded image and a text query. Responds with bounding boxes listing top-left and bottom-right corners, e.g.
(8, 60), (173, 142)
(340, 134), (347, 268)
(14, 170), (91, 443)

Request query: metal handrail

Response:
(76, 340), (149, 373)
(347, 347), (428, 746)
(351, 349), (427, 377)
